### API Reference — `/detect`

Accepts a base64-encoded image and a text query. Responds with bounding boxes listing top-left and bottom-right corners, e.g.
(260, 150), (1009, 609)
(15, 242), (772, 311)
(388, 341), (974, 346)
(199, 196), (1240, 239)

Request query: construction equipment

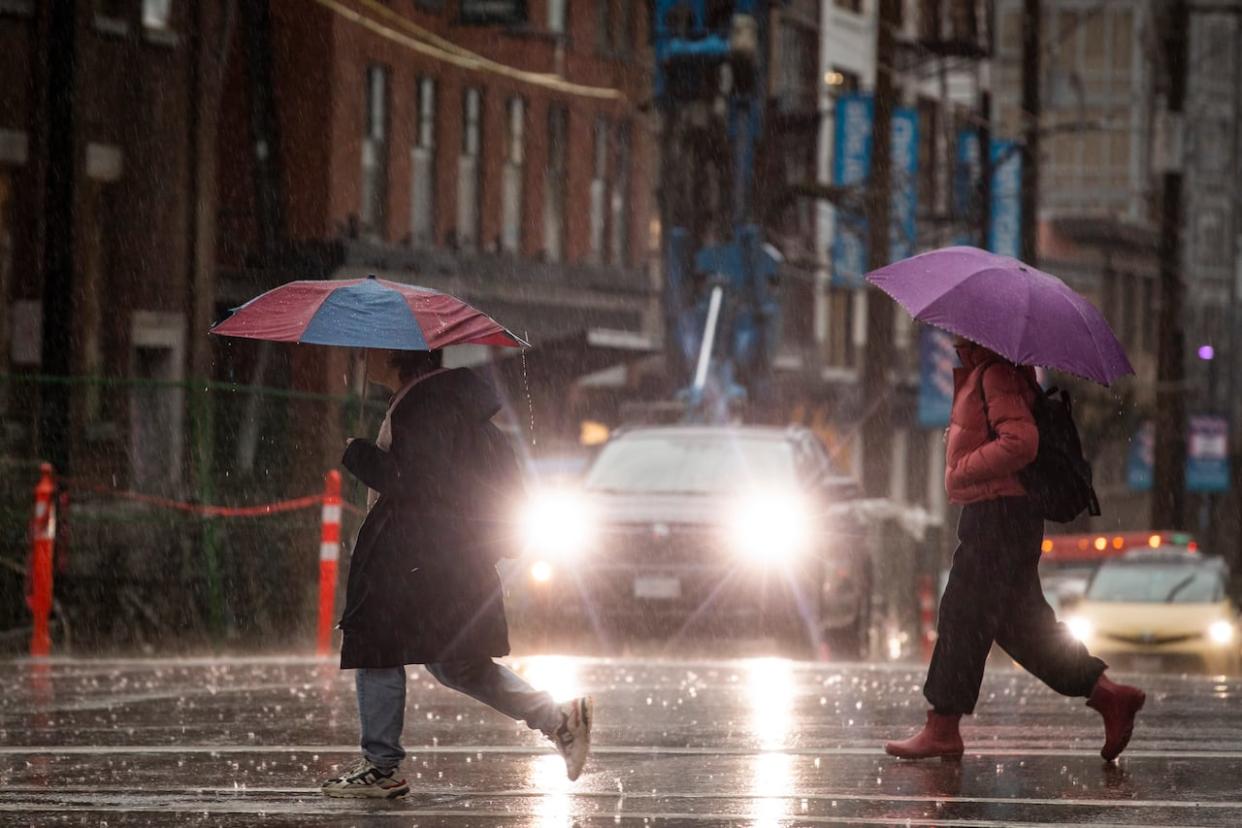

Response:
(653, 0), (785, 422)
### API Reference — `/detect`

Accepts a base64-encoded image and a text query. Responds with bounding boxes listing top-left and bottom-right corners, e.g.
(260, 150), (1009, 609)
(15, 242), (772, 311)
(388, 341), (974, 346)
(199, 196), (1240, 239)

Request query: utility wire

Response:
(310, 0), (625, 101)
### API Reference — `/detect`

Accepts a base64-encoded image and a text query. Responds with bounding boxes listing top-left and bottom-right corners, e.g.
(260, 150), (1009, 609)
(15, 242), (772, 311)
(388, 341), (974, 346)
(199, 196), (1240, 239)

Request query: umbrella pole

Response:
(356, 349), (368, 438)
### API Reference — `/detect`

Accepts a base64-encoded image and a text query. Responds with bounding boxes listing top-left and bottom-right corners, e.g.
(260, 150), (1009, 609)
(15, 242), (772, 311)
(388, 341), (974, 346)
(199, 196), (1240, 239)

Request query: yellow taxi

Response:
(1065, 548), (1240, 675)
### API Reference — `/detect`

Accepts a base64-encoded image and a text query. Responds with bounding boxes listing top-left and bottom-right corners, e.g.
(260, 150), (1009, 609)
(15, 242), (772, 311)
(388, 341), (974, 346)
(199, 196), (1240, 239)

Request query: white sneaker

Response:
(320, 757), (410, 799)
(548, 696), (593, 781)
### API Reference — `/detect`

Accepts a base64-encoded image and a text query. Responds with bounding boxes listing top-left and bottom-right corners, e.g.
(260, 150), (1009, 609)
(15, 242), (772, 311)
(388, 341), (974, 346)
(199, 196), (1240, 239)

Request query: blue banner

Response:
(1187, 415), (1231, 493)
(890, 109), (920, 262)
(988, 139), (1022, 259)
(831, 95), (872, 287)
(830, 94), (919, 287)
(918, 327), (957, 428)
(1127, 420), (1154, 492)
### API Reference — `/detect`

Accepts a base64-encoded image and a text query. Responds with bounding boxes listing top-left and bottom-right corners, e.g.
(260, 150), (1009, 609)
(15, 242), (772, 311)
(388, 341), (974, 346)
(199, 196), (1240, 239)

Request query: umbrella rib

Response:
(1054, 286), (1115, 384)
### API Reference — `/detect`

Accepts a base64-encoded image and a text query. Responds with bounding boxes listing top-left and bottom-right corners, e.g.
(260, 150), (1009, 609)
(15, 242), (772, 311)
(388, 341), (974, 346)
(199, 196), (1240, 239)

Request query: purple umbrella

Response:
(866, 246), (1133, 385)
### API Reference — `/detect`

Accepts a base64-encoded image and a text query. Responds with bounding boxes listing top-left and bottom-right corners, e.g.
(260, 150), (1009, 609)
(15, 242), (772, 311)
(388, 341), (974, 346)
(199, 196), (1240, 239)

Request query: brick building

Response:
(0, 0), (225, 493)
(214, 0), (659, 473)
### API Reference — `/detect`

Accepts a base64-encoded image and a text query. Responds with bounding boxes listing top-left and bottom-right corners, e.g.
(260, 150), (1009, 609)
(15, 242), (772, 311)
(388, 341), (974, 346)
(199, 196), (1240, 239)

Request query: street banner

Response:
(830, 94), (920, 287)
(1187, 415), (1231, 493)
(952, 131), (1023, 259)
(1127, 420), (1154, 492)
(918, 327), (957, 428)
(988, 139), (1022, 259)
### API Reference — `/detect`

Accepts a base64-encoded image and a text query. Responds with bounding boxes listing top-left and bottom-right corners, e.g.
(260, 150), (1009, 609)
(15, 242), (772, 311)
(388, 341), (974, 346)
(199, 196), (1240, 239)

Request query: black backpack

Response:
(978, 365), (1101, 523)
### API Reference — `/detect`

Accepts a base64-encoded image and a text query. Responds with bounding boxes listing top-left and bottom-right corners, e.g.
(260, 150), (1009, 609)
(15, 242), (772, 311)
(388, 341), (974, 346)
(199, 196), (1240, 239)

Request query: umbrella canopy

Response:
(866, 246), (1133, 385)
(210, 276), (529, 350)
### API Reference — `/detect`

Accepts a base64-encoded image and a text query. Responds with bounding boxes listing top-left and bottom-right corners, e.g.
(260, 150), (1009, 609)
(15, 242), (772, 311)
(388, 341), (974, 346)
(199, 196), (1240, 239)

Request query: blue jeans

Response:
(356, 660), (563, 771)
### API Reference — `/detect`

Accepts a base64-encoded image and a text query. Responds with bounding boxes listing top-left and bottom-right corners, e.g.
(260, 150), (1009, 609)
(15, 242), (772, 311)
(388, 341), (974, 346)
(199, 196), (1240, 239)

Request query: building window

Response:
(129, 313), (186, 492)
(543, 105), (568, 263)
(609, 123), (631, 266)
(548, 0), (566, 35)
(597, 0), (634, 55)
(826, 286), (856, 368)
(834, 0), (863, 13)
(360, 65), (390, 240)
(411, 77), (436, 245)
(1197, 210), (1229, 268)
(589, 118), (609, 263)
(142, 0), (172, 29)
(501, 98), (525, 255)
(776, 12), (818, 113)
(456, 87), (482, 249)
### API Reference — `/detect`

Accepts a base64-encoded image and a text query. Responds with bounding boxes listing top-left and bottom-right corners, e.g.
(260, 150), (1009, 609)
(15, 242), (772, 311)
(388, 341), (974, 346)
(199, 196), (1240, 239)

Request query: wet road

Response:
(2, 655), (1240, 826)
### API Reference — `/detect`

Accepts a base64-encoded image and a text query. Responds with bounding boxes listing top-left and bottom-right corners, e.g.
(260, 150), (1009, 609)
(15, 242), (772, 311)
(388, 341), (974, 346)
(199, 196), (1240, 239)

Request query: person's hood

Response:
(410, 367), (502, 422)
(954, 339), (996, 371)
(954, 340), (1039, 382)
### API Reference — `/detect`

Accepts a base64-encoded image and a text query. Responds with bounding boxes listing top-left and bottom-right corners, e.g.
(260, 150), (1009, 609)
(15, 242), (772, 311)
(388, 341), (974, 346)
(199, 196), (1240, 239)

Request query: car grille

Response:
(595, 523), (729, 568)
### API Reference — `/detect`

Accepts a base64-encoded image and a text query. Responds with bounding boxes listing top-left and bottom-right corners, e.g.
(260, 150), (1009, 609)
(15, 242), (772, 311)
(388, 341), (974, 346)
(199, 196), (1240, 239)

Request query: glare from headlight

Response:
(1209, 620), (1235, 645)
(520, 491), (593, 559)
(727, 493), (811, 564)
(530, 560), (554, 584)
(1066, 616), (1093, 642)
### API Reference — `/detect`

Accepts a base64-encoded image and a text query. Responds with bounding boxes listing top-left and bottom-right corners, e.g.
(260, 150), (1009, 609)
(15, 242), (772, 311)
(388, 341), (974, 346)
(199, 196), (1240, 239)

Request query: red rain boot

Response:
(885, 711), (965, 760)
(1087, 673), (1146, 762)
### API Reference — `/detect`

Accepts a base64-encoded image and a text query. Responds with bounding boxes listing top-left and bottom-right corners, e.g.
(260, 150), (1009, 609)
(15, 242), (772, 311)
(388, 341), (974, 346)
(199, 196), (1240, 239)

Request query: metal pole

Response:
(1020, 0), (1041, 266)
(861, 0), (901, 498)
(39, 0), (77, 475)
(1152, 0), (1190, 530)
(693, 286), (725, 392)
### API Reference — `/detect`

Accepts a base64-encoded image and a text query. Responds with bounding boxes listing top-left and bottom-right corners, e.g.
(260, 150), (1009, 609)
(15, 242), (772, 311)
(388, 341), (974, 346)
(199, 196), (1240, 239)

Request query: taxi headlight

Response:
(1066, 616), (1093, 642)
(1209, 620), (1235, 645)
(727, 493), (812, 564)
(520, 491), (594, 560)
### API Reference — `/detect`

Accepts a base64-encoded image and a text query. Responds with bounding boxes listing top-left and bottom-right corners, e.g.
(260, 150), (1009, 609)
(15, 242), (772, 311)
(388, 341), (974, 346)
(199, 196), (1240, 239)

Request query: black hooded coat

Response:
(337, 368), (522, 668)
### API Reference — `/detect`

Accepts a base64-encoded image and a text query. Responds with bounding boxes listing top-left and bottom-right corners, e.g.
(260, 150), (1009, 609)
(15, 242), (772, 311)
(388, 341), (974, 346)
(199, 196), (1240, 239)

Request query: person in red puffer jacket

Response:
(884, 337), (1145, 763)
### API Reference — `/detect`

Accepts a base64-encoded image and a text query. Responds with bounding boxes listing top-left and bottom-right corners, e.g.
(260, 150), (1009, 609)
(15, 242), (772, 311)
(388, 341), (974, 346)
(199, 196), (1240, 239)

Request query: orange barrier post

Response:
(316, 470), (342, 656)
(28, 464), (56, 657)
(918, 574), (937, 661)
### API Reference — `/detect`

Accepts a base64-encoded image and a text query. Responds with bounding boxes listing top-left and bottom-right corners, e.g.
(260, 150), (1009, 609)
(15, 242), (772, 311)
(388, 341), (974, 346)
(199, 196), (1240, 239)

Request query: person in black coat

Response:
(320, 348), (593, 799)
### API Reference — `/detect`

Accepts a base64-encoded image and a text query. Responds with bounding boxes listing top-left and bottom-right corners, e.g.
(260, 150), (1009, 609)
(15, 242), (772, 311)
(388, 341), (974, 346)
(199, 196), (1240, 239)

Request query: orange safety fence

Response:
(25, 466), (363, 657)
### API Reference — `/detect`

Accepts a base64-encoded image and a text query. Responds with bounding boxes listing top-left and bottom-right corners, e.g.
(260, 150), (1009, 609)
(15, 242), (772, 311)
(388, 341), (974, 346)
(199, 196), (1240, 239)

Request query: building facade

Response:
(214, 0), (659, 474)
(0, 0), (224, 494)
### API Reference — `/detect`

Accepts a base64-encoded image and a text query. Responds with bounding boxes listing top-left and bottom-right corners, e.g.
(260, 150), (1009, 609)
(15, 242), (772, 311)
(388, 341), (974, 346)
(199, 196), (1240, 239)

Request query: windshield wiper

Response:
(1163, 574), (1198, 603)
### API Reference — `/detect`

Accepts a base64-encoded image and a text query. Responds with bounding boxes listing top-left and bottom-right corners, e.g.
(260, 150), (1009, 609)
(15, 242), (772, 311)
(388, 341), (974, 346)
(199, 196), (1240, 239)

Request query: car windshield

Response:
(585, 434), (797, 495)
(1087, 563), (1224, 604)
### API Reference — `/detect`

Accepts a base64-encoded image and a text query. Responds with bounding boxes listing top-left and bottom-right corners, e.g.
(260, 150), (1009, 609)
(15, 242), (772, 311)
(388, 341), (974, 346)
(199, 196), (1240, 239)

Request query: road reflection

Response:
(517, 656), (582, 827)
(747, 657), (794, 827)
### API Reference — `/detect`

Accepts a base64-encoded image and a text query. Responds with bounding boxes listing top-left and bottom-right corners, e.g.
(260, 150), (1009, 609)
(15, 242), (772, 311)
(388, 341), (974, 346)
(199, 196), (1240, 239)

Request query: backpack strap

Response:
(975, 363), (997, 439)
(975, 361), (1037, 438)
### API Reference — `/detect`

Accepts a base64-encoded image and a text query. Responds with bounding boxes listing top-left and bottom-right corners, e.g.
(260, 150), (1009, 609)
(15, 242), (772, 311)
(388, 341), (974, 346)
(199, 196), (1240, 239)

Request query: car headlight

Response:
(520, 491), (594, 560)
(727, 493), (812, 564)
(530, 560), (554, 584)
(1209, 620), (1235, 645)
(1066, 616), (1093, 642)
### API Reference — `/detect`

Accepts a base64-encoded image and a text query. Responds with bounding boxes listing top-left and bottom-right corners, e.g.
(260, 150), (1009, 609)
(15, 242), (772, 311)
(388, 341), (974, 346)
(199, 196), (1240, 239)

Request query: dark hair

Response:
(390, 349), (443, 381)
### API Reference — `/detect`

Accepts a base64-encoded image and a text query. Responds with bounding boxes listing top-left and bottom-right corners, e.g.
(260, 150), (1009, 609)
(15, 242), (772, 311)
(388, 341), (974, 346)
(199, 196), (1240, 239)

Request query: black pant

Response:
(924, 497), (1107, 715)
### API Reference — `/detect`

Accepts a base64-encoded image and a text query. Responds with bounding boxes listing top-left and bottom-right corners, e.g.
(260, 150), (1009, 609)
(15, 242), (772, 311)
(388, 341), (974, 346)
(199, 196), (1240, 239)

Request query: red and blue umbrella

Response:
(210, 276), (528, 350)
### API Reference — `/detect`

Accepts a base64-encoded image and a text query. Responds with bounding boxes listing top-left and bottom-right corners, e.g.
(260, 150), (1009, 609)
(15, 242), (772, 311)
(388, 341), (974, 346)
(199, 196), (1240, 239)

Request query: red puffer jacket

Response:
(945, 342), (1039, 505)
